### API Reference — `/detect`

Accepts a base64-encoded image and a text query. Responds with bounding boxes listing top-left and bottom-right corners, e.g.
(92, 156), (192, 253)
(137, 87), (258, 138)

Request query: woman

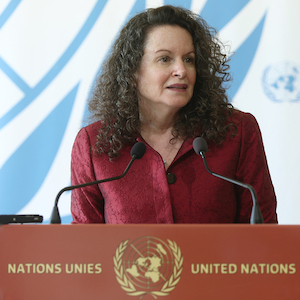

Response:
(71, 5), (277, 224)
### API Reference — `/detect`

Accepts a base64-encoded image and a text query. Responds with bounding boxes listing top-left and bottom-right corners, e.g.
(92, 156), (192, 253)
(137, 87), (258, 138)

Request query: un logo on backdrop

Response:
(262, 61), (300, 103)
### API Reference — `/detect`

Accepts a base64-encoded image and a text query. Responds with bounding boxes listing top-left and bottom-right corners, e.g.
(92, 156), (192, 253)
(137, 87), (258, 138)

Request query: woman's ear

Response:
(134, 69), (140, 81)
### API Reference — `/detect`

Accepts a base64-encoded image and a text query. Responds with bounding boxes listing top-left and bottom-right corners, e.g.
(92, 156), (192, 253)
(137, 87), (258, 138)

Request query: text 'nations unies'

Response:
(7, 263), (102, 274)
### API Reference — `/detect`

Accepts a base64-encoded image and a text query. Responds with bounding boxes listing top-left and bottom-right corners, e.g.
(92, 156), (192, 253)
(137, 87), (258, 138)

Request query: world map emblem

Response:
(113, 236), (183, 298)
(262, 61), (300, 103)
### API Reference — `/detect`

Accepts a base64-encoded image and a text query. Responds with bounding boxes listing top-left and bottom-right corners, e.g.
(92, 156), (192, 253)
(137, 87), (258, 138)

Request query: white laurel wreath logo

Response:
(113, 239), (183, 298)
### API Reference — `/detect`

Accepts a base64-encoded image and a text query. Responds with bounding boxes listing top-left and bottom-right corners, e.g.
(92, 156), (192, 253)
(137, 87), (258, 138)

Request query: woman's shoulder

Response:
(76, 121), (101, 138)
(83, 120), (102, 133)
(229, 109), (261, 133)
(72, 121), (102, 149)
(227, 110), (264, 152)
(230, 109), (257, 123)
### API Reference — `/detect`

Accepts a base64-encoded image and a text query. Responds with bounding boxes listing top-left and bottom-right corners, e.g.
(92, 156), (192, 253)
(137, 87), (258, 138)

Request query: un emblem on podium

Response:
(113, 236), (183, 298)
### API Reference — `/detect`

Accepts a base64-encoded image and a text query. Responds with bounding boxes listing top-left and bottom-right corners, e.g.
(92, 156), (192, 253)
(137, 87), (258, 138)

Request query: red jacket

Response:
(71, 112), (277, 224)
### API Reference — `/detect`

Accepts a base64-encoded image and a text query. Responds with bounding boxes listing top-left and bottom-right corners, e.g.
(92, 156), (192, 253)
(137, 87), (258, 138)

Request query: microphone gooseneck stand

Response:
(193, 137), (264, 224)
(50, 142), (146, 224)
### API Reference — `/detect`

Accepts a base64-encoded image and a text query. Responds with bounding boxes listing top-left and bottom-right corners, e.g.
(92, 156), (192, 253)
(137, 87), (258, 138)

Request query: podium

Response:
(1, 224), (300, 299)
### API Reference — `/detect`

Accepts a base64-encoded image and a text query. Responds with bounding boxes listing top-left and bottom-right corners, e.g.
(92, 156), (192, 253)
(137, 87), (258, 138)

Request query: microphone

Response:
(192, 137), (264, 224)
(50, 141), (146, 224)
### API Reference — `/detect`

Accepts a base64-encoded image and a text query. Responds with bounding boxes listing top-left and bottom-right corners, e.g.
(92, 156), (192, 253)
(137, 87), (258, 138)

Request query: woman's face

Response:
(136, 25), (196, 113)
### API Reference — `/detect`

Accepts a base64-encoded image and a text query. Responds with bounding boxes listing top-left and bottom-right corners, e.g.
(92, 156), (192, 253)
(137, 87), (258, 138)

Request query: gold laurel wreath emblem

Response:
(113, 239), (183, 299)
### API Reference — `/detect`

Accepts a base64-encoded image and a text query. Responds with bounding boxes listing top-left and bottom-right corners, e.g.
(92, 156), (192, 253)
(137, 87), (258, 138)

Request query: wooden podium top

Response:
(0, 224), (299, 299)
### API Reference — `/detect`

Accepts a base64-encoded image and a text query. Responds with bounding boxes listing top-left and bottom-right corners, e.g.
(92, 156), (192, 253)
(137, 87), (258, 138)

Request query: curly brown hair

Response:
(88, 5), (235, 157)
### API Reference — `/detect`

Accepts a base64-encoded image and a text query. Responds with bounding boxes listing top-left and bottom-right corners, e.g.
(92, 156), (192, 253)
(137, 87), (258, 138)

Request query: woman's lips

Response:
(167, 84), (188, 90)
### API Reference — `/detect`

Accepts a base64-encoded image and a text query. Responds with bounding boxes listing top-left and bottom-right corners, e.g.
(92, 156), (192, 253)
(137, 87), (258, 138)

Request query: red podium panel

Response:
(0, 224), (299, 299)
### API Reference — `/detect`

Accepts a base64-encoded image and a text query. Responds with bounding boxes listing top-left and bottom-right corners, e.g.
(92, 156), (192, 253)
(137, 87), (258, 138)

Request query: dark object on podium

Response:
(0, 214), (43, 224)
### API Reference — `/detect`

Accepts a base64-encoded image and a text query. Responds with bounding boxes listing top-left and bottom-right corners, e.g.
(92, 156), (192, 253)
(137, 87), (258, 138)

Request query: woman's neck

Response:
(139, 110), (183, 170)
(139, 103), (179, 134)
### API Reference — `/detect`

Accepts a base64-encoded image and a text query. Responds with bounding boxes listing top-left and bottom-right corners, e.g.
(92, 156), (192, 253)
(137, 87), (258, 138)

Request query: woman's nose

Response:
(172, 60), (187, 78)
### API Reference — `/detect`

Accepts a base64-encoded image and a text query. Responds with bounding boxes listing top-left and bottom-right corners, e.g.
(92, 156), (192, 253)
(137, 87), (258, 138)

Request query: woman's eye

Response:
(185, 57), (195, 64)
(160, 56), (170, 63)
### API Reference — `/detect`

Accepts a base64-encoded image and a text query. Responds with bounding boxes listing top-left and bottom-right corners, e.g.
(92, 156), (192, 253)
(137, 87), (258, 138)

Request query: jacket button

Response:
(167, 173), (177, 184)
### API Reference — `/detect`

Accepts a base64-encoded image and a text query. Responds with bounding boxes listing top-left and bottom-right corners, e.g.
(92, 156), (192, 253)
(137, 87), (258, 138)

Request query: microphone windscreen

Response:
(131, 142), (146, 159)
(193, 137), (208, 155)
